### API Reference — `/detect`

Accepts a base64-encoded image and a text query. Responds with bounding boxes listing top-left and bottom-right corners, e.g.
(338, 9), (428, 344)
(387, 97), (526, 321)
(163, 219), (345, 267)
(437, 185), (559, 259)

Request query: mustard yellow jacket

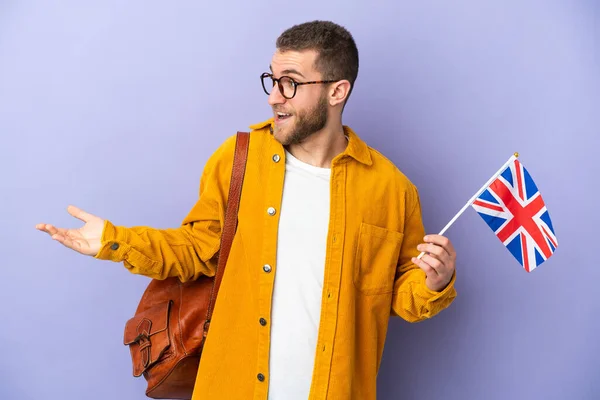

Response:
(96, 118), (457, 399)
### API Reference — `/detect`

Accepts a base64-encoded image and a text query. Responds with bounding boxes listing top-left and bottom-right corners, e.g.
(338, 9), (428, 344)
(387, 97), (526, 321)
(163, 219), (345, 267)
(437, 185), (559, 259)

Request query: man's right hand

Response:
(36, 205), (105, 256)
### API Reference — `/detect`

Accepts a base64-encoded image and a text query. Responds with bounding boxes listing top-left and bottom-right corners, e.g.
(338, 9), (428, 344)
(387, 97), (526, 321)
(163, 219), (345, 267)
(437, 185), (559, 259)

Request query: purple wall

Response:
(2, 1), (598, 399)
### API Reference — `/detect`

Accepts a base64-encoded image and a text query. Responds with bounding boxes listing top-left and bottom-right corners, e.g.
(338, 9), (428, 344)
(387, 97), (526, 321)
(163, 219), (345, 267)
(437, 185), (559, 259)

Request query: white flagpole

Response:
(417, 152), (519, 259)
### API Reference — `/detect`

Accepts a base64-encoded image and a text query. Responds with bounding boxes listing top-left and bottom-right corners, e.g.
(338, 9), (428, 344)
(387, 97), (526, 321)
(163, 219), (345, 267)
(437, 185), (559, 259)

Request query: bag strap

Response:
(205, 131), (250, 328)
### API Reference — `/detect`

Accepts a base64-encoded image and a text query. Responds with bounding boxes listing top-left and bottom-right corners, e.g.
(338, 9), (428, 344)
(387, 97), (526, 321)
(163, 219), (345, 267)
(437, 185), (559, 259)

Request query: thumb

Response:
(67, 205), (95, 223)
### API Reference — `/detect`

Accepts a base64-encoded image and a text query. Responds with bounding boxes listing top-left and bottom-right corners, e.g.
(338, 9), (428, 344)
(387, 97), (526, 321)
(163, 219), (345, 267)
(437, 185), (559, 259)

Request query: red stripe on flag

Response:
(542, 225), (558, 249)
(473, 199), (504, 212)
(521, 233), (530, 272)
(515, 160), (525, 201)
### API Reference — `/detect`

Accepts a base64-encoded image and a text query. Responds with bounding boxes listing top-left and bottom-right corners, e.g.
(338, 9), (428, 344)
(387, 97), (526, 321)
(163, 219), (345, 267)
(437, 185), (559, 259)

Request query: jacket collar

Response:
(249, 118), (372, 166)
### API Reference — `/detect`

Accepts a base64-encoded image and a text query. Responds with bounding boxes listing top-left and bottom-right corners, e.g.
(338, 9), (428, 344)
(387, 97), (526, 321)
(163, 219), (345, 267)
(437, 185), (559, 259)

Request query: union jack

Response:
(471, 158), (558, 272)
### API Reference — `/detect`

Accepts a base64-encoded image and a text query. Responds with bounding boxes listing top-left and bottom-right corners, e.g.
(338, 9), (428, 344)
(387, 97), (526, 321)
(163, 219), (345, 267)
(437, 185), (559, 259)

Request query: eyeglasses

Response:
(260, 72), (338, 99)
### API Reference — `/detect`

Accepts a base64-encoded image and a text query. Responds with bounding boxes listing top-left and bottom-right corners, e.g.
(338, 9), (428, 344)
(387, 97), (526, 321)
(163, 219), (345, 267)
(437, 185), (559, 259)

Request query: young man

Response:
(37, 20), (457, 399)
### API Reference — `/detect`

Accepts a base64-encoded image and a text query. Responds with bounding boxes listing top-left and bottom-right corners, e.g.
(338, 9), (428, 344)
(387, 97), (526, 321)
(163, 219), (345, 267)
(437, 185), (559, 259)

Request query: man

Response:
(37, 20), (457, 399)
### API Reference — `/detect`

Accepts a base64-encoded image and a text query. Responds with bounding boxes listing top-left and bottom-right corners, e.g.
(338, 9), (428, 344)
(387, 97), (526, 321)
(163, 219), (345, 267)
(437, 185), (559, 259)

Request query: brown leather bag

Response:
(122, 132), (250, 399)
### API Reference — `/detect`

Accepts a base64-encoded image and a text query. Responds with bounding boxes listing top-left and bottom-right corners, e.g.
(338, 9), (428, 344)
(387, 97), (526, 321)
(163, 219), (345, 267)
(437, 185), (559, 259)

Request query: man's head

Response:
(261, 21), (359, 146)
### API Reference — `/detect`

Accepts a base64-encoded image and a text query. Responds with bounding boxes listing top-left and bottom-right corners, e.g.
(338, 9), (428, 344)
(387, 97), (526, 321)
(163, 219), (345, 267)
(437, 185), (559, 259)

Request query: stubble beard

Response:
(274, 94), (328, 146)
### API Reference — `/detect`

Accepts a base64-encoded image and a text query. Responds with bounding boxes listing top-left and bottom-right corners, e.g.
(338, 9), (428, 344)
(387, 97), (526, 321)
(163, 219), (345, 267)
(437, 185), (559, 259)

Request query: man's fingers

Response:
(423, 234), (456, 257)
(52, 233), (83, 252)
(35, 223), (50, 232)
(422, 254), (444, 273)
(46, 225), (67, 235)
(412, 255), (439, 276)
(36, 224), (67, 236)
(36, 205), (93, 233)
(417, 242), (450, 260)
(67, 205), (94, 223)
(51, 233), (68, 247)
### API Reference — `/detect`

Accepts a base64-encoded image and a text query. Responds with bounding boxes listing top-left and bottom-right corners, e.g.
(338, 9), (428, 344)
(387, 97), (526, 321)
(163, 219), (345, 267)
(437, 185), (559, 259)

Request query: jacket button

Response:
(259, 318), (267, 326)
(267, 207), (276, 216)
(257, 373), (265, 382)
(272, 154), (281, 163)
(110, 243), (119, 250)
(263, 264), (272, 273)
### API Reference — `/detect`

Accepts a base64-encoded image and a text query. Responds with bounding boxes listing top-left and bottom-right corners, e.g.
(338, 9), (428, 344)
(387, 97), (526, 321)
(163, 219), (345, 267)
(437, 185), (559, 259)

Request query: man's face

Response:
(267, 49), (329, 146)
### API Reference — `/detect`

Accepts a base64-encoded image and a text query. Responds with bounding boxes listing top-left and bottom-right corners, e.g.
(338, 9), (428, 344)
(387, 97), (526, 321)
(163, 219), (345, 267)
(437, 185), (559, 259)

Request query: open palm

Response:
(36, 205), (105, 256)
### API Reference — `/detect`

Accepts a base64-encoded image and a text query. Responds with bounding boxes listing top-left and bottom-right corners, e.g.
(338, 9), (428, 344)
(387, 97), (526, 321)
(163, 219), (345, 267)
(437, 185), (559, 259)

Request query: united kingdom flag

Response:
(471, 158), (558, 272)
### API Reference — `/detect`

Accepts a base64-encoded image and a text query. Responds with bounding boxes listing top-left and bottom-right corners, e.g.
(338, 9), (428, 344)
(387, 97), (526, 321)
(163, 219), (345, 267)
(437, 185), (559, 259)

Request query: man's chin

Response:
(272, 127), (292, 146)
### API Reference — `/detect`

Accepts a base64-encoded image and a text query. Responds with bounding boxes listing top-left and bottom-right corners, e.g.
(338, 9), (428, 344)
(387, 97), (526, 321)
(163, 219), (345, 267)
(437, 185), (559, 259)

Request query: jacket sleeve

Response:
(94, 134), (237, 282)
(390, 183), (457, 322)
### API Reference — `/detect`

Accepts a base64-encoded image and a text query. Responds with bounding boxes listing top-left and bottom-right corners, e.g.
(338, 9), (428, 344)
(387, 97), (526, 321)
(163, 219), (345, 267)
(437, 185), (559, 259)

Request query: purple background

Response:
(2, 1), (599, 399)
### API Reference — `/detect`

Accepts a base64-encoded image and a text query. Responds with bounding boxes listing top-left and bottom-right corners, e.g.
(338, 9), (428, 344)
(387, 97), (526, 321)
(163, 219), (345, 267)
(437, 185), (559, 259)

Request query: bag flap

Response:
(123, 300), (172, 377)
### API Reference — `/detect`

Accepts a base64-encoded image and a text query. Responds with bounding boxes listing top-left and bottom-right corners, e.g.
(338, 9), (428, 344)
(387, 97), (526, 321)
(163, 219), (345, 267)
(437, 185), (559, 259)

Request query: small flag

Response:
(471, 157), (558, 272)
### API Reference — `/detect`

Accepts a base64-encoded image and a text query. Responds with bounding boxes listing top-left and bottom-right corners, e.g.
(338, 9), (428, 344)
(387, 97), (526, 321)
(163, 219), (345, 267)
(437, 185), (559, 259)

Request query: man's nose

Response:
(268, 83), (286, 106)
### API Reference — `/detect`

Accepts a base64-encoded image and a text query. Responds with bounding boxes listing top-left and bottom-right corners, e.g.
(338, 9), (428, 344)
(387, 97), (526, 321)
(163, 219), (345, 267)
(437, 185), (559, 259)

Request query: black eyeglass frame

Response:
(260, 72), (339, 99)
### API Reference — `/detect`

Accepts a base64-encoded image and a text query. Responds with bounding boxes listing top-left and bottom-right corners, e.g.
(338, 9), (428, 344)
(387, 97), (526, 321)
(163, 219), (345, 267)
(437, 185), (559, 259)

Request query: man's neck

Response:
(285, 121), (348, 169)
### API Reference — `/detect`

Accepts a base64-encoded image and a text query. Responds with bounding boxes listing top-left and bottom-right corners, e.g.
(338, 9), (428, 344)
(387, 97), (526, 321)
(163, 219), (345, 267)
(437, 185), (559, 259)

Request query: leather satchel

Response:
(122, 132), (250, 399)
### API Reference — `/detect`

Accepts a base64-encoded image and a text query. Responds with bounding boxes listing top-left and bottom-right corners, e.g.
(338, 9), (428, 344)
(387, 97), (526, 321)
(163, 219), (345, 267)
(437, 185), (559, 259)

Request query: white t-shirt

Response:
(268, 150), (331, 399)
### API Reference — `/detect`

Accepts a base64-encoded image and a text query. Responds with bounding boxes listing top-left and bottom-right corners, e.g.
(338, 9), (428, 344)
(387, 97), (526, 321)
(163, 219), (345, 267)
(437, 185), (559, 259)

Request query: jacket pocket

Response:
(353, 222), (404, 295)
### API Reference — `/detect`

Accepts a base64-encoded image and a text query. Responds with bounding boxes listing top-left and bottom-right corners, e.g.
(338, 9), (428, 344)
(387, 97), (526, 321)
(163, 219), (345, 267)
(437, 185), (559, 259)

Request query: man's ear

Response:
(329, 80), (351, 107)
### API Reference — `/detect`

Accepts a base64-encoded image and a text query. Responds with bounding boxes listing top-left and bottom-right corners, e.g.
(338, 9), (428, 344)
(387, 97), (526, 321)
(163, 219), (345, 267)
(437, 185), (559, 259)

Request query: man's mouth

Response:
(275, 112), (292, 122)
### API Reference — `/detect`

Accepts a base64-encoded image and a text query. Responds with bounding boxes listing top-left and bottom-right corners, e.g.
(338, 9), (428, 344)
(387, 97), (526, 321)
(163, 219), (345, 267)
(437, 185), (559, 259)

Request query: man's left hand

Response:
(411, 234), (456, 292)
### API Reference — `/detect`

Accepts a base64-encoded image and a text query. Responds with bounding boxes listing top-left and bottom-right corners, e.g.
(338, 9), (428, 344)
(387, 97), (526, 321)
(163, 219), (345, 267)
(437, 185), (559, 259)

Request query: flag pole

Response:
(417, 152), (519, 259)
